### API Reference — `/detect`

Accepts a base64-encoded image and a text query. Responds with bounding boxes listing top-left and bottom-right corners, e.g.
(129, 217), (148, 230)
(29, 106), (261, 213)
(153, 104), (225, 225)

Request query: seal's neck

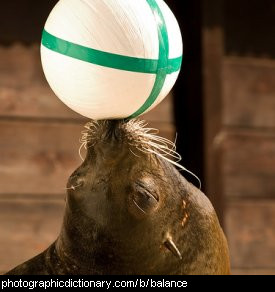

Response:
(52, 210), (107, 275)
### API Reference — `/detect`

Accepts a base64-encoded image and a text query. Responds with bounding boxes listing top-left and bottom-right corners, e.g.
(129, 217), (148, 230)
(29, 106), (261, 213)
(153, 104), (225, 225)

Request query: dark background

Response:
(0, 0), (275, 274)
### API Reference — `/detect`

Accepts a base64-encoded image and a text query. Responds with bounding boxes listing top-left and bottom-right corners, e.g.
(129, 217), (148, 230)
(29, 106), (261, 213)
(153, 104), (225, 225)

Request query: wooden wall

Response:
(223, 57), (275, 275)
(203, 0), (275, 275)
(0, 44), (175, 274)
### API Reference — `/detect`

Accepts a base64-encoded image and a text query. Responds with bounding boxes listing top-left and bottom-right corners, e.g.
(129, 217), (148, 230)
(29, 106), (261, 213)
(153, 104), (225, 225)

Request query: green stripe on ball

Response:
(127, 0), (170, 119)
(41, 30), (182, 75)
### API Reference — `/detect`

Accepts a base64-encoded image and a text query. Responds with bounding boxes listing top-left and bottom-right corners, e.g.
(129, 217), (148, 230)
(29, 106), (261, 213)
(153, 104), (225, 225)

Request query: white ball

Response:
(41, 0), (183, 120)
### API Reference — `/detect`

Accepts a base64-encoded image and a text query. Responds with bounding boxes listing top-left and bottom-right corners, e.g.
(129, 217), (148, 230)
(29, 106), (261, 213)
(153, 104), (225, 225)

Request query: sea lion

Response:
(6, 120), (230, 275)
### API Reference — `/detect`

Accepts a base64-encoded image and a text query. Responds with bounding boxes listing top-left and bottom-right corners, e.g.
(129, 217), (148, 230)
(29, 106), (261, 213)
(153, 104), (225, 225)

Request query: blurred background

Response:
(0, 0), (274, 274)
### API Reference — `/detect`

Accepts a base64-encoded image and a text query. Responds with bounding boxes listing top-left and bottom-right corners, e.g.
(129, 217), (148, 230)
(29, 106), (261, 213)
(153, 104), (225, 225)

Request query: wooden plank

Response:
(232, 269), (275, 275)
(202, 0), (225, 223)
(223, 57), (275, 128)
(225, 200), (275, 269)
(0, 120), (175, 196)
(0, 44), (174, 124)
(0, 45), (84, 120)
(220, 130), (275, 198)
(0, 121), (84, 196)
(0, 199), (64, 274)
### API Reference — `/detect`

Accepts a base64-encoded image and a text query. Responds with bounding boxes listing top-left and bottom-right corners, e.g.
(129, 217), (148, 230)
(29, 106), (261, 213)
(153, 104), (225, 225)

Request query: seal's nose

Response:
(104, 120), (121, 140)
(103, 120), (125, 143)
(84, 119), (129, 166)
(85, 120), (127, 165)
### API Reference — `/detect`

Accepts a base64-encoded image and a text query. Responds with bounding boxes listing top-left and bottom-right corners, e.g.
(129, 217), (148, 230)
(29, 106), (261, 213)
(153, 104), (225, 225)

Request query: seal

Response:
(6, 120), (230, 275)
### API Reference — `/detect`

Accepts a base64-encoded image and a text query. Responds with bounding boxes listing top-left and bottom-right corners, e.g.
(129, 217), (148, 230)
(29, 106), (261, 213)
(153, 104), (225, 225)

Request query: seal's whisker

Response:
(132, 199), (147, 214)
(146, 146), (181, 161)
(143, 141), (181, 161)
(173, 133), (178, 151)
(129, 148), (141, 158)
(65, 182), (83, 191)
(78, 142), (86, 161)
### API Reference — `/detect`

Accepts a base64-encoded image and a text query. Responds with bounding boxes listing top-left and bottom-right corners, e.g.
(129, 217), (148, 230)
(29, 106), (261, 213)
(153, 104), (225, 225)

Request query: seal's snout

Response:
(84, 120), (126, 148)
(82, 120), (129, 164)
(103, 120), (124, 142)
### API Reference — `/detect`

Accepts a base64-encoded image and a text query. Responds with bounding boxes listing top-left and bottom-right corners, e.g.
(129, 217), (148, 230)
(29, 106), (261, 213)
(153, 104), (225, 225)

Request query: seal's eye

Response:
(132, 182), (159, 215)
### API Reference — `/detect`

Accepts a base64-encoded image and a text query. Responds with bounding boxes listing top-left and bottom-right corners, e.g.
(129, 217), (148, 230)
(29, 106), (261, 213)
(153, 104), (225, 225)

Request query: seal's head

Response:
(56, 120), (230, 275)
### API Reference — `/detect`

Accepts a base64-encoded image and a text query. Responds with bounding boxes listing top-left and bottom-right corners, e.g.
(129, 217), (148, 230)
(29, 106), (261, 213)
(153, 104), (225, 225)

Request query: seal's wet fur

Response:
(6, 120), (230, 275)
